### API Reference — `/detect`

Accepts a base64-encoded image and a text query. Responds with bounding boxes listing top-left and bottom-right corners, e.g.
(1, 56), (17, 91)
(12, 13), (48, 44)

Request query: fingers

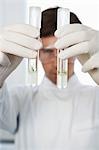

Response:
(0, 40), (37, 59)
(0, 51), (11, 66)
(58, 41), (89, 59)
(54, 24), (95, 60)
(82, 53), (99, 72)
(55, 30), (94, 50)
(54, 24), (99, 74)
(5, 24), (40, 38)
(2, 31), (42, 50)
(55, 24), (91, 38)
(0, 24), (43, 59)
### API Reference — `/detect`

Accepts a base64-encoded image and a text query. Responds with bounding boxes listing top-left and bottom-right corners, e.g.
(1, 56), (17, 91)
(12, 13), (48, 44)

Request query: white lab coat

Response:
(0, 74), (99, 150)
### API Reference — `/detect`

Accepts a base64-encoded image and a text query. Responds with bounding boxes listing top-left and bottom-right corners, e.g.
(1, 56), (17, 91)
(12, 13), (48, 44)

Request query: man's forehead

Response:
(41, 36), (57, 48)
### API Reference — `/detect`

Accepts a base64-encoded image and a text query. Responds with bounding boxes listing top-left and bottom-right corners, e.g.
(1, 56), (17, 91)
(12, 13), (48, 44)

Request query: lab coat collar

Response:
(42, 74), (81, 89)
(39, 74), (81, 100)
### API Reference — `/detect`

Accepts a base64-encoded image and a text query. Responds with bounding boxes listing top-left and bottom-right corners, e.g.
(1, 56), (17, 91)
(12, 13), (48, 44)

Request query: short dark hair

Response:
(40, 7), (81, 38)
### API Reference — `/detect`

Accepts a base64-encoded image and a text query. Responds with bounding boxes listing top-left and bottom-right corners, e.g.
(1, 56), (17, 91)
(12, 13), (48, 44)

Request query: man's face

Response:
(39, 36), (74, 84)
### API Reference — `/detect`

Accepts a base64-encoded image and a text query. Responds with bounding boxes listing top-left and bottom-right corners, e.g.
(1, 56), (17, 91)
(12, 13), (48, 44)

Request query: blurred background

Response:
(0, 0), (99, 149)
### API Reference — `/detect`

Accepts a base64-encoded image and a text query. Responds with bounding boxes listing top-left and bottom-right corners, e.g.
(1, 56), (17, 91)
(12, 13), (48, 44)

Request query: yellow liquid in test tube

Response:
(57, 8), (70, 89)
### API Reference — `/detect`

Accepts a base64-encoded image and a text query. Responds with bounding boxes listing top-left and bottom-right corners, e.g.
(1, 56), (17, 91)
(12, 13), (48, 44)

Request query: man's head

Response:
(39, 7), (81, 84)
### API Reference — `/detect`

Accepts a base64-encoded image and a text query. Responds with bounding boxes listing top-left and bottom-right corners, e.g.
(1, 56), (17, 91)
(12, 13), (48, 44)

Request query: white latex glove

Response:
(0, 24), (42, 87)
(55, 24), (99, 73)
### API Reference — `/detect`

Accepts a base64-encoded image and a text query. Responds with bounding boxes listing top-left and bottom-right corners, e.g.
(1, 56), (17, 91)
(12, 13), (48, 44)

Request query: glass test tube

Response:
(29, 7), (41, 86)
(57, 8), (70, 89)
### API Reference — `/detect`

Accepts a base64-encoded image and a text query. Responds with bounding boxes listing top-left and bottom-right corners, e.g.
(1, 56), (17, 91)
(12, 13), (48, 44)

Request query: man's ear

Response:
(39, 49), (44, 63)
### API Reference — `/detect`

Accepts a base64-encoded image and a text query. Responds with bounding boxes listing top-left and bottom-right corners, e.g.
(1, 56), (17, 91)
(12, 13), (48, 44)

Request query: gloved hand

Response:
(0, 24), (42, 87)
(54, 24), (99, 73)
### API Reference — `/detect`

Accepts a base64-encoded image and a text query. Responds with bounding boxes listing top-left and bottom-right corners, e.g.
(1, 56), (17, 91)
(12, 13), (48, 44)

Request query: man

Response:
(0, 7), (99, 150)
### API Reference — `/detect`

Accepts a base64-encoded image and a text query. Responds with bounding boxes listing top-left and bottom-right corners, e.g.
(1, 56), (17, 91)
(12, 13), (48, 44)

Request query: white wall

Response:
(0, 0), (27, 26)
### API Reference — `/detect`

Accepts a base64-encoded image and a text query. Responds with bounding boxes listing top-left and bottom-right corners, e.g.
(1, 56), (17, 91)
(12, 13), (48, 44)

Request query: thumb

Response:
(0, 51), (11, 66)
(82, 53), (99, 72)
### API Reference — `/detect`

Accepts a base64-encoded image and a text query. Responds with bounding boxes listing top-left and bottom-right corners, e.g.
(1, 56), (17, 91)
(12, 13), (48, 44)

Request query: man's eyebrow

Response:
(42, 48), (53, 51)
